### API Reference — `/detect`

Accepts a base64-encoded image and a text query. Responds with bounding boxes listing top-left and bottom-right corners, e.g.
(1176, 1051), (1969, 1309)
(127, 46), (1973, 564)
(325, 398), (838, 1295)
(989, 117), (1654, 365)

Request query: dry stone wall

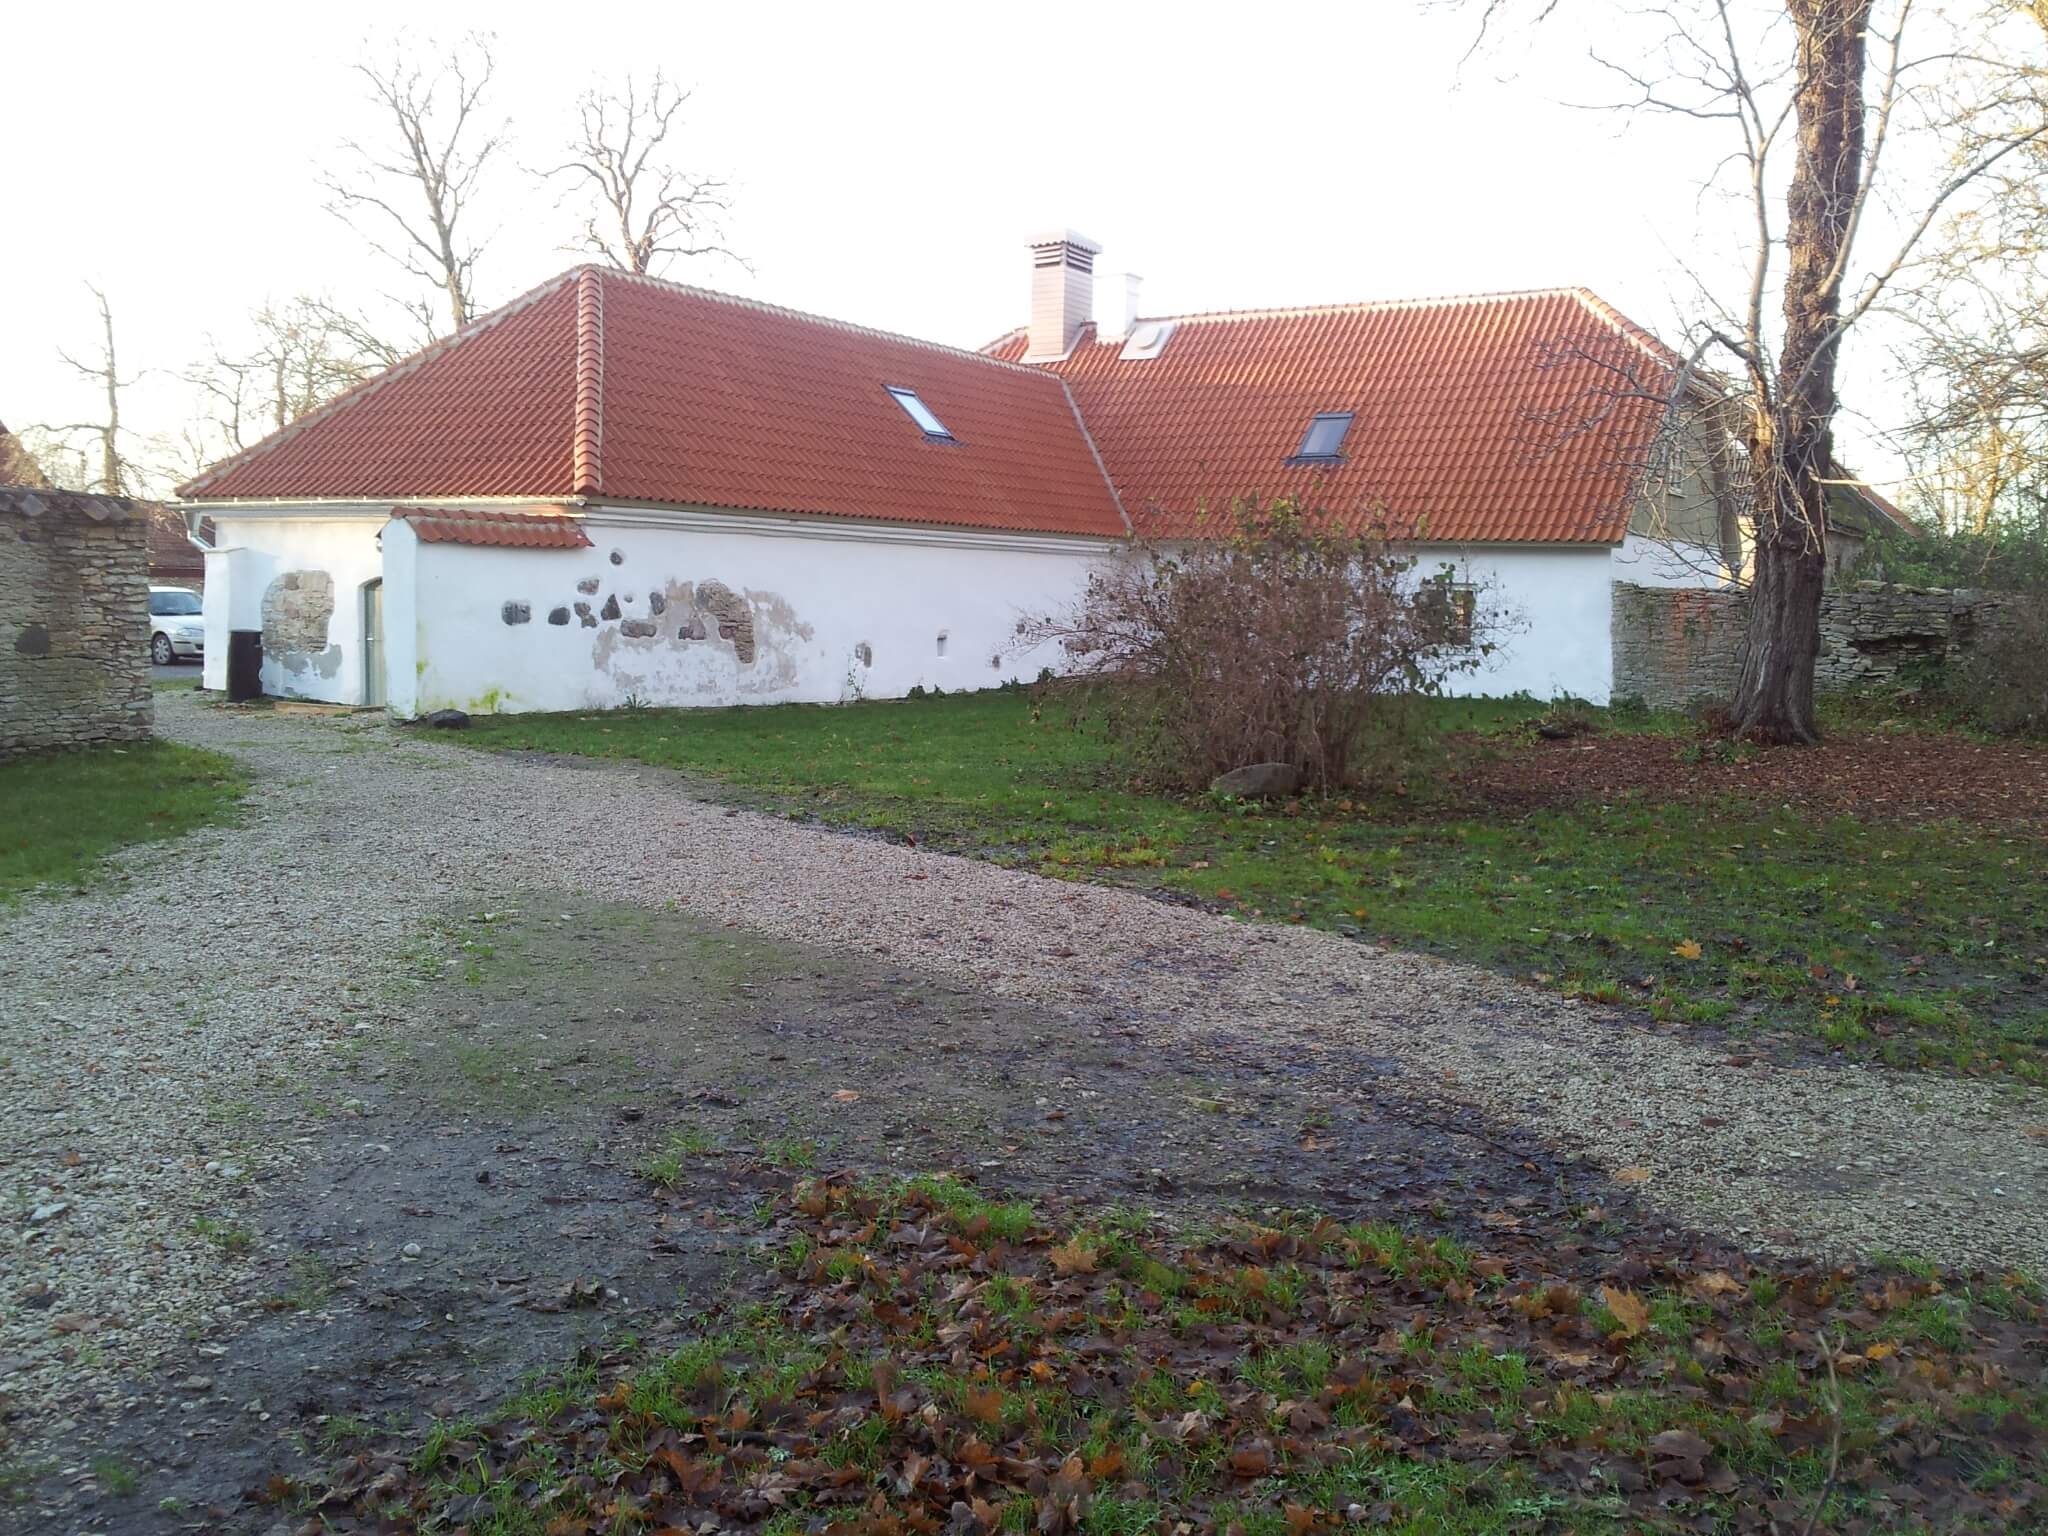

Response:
(1, 490), (152, 758)
(1612, 580), (2020, 709)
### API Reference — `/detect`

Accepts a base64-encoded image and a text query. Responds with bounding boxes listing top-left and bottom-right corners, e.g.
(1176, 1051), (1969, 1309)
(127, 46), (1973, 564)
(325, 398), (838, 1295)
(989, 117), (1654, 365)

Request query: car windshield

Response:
(151, 592), (202, 616)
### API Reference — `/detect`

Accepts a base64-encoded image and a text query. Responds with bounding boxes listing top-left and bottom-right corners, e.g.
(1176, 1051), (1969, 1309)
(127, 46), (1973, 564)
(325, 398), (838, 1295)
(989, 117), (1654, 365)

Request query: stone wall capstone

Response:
(1611, 580), (2019, 709)
(1, 489), (153, 759)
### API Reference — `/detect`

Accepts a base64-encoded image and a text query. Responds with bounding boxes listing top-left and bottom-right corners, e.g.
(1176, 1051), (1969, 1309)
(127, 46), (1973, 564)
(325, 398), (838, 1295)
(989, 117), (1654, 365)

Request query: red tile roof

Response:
(179, 268), (1127, 540)
(986, 289), (1677, 544)
(146, 504), (207, 581)
(390, 506), (594, 549)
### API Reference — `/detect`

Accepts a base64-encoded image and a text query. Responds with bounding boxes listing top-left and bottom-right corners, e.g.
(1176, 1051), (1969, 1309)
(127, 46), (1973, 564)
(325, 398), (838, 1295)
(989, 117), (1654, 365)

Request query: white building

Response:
(179, 235), (1894, 713)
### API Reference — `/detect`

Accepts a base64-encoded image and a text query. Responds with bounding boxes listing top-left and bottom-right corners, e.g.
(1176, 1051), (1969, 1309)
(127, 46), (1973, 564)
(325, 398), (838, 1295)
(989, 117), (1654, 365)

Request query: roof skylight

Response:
(1287, 411), (1353, 464)
(886, 386), (954, 441)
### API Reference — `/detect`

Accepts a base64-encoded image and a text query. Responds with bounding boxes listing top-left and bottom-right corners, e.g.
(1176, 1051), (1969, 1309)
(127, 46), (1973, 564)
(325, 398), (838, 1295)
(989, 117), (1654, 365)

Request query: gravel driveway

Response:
(6, 691), (2046, 1516)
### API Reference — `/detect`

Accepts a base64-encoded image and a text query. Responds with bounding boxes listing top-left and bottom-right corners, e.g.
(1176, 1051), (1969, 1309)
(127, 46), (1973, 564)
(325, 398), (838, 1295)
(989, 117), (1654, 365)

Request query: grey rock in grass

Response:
(425, 709), (470, 730)
(1210, 762), (1301, 799)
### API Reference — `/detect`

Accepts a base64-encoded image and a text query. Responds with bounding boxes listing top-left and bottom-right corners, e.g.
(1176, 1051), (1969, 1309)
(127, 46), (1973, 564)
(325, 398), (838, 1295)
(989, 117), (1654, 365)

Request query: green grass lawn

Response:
(0, 740), (245, 904)
(460, 692), (2048, 1079)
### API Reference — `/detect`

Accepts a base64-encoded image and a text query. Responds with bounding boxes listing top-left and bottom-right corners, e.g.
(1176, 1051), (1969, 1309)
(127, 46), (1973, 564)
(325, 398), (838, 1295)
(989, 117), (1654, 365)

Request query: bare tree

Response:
(323, 33), (505, 337)
(183, 299), (379, 461)
(28, 284), (143, 496)
(1899, 3), (2048, 541)
(546, 71), (738, 276)
(1474, 0), (2047, 742)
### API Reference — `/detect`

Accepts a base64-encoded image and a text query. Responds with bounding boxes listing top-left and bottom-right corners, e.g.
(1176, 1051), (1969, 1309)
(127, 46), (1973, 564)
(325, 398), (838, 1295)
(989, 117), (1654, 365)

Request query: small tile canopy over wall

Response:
(1, 488), (153, 758)
(1612, 580), (2020, 709)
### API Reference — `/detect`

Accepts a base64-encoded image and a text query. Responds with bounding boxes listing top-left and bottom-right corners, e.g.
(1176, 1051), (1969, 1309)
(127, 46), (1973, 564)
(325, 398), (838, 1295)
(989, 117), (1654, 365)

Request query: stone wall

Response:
(1, 490), (153, 758)
(1611, 580), (2020, 709)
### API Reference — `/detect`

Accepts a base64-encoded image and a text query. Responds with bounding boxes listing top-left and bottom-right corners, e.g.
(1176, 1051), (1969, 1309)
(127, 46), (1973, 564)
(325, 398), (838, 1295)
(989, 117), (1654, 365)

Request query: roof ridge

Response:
(591, 265), (1075, 382)
(986, 288), (1666, 362)
(572, 269), (605, 495)
(1132, 286), (1617, 328)
(176, 270), (583, 500)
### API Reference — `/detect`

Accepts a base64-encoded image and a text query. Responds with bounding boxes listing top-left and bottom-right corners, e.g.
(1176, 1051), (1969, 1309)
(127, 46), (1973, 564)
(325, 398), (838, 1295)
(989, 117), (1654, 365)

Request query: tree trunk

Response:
(1731, 0), (1871, 745)
(97, 291), (123, 497)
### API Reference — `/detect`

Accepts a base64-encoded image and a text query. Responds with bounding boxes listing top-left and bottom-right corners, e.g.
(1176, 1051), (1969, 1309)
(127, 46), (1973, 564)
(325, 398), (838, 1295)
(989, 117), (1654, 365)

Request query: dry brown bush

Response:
(1025, 498), (1496, 792)
(1951, 595), (2048, 737)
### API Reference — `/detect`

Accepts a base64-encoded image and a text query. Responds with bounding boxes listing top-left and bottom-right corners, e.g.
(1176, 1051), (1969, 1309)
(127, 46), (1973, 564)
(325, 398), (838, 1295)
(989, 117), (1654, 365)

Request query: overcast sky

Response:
(4, 0), (1930, 495)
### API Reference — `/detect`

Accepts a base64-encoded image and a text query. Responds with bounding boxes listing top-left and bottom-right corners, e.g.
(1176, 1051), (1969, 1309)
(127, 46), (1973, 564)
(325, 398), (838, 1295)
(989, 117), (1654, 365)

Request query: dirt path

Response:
(4, 692), (2044, 1528)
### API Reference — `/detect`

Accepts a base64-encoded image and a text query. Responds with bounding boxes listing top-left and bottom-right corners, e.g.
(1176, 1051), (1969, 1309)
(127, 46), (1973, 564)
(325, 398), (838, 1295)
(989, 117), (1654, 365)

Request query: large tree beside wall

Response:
(1730, 0), (1870, 744)
(1474, 0), (2047, 742)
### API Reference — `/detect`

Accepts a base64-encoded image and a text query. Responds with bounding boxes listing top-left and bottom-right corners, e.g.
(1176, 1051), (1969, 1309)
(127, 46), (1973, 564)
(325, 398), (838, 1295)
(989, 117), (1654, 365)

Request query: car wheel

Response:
(151, 633), (175, 666)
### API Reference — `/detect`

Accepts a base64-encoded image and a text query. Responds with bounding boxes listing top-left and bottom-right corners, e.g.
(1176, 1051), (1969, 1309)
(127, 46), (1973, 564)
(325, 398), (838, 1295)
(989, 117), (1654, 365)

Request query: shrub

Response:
(1025, 497), (1495, 792)
(1852, 523), (2048, 594)
(1950, 595), (2048, 737)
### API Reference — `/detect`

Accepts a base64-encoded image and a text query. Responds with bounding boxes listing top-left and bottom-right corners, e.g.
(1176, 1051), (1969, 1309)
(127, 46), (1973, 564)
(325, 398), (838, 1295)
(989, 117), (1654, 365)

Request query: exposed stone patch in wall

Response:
(1, 494), (152, 759)
(695, 580), (755, 664)
(261, 570), (341, 683)
(502, 601), (530, 626)
(572, 573), (813, 695)
(1612, 581), (2021, 709)
(547, 606), (570, 626)
(261, 570), (335, 657)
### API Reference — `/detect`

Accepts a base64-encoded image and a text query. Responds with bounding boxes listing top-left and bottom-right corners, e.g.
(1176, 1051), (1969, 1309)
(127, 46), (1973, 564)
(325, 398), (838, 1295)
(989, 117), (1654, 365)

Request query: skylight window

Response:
(1287, 411), (1354, 464)
(886, 386), (954, 441)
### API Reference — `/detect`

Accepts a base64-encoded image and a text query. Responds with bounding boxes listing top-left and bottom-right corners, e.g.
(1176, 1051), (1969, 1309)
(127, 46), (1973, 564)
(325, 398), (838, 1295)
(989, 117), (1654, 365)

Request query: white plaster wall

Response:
(199, 546), (238, 691)
(381, 519), (420, 718)
(1422, 546), (1620, 704)
(191, 504), (1630, 712)
(196, 516), (386, 704)
(1612, 532), (1730, 589)
(406, 510), (1119, 716)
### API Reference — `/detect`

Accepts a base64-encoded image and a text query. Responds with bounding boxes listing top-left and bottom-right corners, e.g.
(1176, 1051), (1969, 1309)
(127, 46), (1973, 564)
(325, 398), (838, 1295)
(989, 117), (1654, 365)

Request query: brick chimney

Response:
(1025, 229), (1101, 360)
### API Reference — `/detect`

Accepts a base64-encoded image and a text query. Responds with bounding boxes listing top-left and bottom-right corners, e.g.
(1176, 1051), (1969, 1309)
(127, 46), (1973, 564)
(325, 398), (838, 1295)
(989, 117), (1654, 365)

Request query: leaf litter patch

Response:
(301, 1172), (2048, 1535)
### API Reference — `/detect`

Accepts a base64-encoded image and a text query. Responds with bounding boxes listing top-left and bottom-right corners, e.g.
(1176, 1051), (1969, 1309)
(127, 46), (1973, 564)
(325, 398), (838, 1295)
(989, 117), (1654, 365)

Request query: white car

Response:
(148, 586), (205, 665)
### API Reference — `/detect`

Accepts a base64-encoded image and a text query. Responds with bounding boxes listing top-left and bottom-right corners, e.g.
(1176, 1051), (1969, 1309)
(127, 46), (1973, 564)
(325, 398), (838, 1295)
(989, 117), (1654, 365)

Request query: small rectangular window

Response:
(886, 386), (954, 441)
(1415, 583), (1478, 648)
(1287, 411), (1353, 465)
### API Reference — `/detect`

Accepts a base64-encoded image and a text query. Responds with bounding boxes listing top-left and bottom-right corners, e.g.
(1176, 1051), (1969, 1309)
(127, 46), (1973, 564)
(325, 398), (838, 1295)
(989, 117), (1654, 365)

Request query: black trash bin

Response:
(227, 630), (263, 702)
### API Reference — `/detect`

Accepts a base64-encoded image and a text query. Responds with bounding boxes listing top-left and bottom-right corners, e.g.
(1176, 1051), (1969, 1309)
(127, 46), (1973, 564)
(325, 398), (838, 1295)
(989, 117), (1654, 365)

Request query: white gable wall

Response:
(197, 513), (388, 703)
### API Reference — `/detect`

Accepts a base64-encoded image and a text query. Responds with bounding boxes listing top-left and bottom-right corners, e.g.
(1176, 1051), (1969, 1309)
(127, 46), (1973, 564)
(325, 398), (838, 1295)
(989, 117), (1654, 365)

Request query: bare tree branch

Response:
(38, 283), (143, 496)
(543, 70), (743, 277)
(322, 32), (505, 335)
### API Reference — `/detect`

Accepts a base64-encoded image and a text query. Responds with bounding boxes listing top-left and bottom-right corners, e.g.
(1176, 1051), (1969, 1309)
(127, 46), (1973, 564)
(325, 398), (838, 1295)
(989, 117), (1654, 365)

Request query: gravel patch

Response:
(5, 692), (2045, 1455)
